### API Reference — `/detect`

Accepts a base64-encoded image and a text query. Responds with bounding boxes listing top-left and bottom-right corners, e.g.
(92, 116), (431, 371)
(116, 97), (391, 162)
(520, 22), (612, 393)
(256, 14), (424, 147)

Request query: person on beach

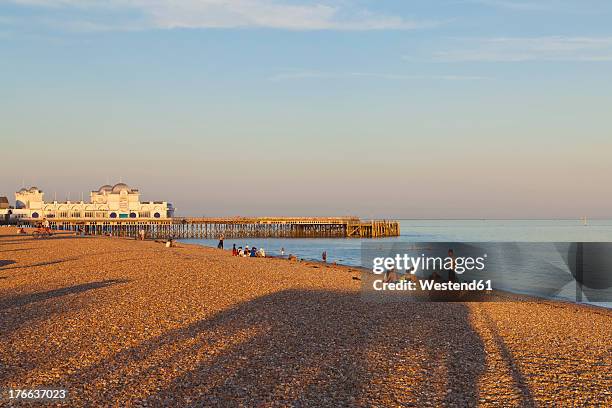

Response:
(217, 234), (224, 249)
(428, 270), (442, 282)
(250, 247), (257, 257)
(447, 249), (456, 282)
(42, 218), (51, 236)
(257, 248), (266, 257)
(322, 251), (327, 263)
(383, 267), (399, 283)
(281, 247), (285, 256)
(237, 246), (244, 256)
(232, 244), (237, 256)
(244, 245), (249, 257)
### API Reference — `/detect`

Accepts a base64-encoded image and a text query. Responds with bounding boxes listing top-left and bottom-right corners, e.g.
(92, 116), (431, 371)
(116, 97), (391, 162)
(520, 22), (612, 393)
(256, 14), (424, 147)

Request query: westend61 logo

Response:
(372, 253), (487, 275)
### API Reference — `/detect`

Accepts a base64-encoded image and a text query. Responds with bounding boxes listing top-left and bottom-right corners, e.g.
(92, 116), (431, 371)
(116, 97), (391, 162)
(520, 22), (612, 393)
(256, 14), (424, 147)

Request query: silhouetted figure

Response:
(383, 267), (398, 283)
(448, 249), (456, 282)
(429, 271), (442, 282)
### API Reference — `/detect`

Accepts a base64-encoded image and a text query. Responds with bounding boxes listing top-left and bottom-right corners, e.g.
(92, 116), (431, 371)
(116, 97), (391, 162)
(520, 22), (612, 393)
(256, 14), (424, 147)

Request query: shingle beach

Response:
(1, 228), (610, 407)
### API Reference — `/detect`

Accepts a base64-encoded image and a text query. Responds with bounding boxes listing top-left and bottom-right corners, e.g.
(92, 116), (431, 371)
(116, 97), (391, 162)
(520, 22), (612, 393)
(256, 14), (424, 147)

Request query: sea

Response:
(179, 219), (612, 308)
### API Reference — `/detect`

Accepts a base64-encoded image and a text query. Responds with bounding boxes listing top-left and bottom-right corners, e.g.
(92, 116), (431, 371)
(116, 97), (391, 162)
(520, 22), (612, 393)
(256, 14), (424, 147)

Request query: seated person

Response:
(428, 270), (443, 282)
(383, 267), (399, 283)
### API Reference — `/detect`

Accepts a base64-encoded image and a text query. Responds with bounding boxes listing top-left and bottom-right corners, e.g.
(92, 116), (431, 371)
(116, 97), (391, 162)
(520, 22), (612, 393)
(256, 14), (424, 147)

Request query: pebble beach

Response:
(1, 227), (611, 407)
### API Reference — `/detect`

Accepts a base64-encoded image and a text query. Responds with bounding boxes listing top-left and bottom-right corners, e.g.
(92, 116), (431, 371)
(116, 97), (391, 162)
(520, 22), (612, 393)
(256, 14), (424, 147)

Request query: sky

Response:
(1, 0), (611, 218)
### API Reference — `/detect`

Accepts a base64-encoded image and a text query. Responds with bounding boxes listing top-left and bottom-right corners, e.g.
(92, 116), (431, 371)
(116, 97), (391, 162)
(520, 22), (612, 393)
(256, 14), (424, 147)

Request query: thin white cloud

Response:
(459, 0), (612, 16)
(6, 0), (439, 31)
(463, 0), (555, 11)
(461, 0), (596, 12)
(428, 36), (612, 62)
(268, 70), (489, 81)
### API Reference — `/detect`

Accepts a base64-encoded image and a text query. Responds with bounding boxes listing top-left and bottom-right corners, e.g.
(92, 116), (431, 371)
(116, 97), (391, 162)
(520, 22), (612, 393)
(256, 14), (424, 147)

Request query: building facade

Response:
(0, 196), (9, 223)
(10, 183), (174, 221)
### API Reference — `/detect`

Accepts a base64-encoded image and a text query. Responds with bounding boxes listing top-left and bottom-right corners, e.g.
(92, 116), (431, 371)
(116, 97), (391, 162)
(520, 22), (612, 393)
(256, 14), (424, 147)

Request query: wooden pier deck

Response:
(24, 217), (400, 239)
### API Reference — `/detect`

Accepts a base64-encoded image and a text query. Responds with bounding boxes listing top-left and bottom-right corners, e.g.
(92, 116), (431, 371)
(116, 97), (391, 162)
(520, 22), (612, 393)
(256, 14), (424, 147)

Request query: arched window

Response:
(110, 212), (117, 218)
(129, 212), (137, 218)
(153, 212), (160, 218)
(31, 212), (39, 218)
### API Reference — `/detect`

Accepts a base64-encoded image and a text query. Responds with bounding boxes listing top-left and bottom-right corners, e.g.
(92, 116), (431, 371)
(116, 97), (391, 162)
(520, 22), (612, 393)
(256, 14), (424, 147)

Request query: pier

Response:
(22, 217), (400, 239)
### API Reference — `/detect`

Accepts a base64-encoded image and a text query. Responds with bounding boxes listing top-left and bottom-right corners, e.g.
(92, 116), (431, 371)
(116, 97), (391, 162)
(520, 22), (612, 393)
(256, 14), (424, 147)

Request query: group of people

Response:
(32, 218), (52, 236)
(383, 249), (458, 284)
(217, 235), (266, 257)
(429, 249), (457, 283)
(232, 244), (266, 258)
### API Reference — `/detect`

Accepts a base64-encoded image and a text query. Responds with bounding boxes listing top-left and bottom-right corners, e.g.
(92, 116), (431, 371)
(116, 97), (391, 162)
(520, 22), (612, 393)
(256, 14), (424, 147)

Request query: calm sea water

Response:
(180, 219), (612, 308)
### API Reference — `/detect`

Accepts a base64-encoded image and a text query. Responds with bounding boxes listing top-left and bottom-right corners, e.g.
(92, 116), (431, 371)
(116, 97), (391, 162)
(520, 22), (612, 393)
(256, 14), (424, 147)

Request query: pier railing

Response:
(20, 217), (400, 239)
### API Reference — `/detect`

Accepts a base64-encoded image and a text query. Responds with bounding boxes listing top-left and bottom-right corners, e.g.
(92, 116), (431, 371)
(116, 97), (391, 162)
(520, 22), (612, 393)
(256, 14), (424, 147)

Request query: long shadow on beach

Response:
(0, 248), (35, 254)
(0, 279), (130, 311)
(0, 260), (16, 268)
(0, 280), (131, 340)
(0, 249), (135, 273)
(0, 236), (91, 245)
(0, 258), (78, 271)
(479, 308), (536, 407)
(0, 279), (133, 386)
(42, 290), (488, 406)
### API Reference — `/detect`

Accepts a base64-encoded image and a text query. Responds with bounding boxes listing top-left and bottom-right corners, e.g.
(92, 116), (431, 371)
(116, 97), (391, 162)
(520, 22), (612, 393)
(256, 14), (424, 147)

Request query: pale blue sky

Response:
(1, 1), (611, 218)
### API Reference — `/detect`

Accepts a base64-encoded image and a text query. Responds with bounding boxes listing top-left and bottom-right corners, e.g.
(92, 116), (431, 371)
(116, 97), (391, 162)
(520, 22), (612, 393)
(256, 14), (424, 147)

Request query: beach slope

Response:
(1, 230), (610, 406)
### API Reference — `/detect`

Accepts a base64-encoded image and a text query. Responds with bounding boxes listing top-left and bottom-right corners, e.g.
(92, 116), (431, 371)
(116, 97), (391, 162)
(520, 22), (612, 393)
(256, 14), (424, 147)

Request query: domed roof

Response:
(111, 182), (130, 193)
(98, 184), (113, 193)
(29, 186), (40, 192)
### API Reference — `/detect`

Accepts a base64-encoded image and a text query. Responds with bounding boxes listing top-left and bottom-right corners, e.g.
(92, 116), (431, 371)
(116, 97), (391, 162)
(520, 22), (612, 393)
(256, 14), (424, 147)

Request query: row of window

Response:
(108, 212), (160, 218)
(31, 211), (162, 219)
